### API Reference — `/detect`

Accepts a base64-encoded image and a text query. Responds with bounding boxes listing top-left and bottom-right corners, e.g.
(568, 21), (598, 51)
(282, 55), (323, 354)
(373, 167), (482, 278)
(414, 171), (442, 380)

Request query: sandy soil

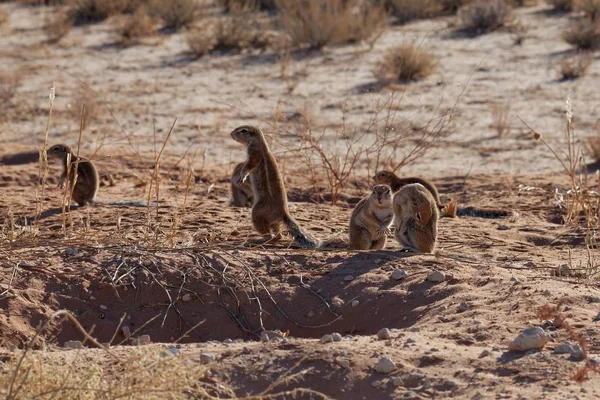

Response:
(1, 1), (600, 399)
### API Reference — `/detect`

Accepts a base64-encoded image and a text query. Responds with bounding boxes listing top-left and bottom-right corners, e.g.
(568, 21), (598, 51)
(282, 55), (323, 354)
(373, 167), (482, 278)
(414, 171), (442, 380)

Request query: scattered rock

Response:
(340, 359), (351, 369)
(351, 300), (359, 307)
(479, 350), (491, 358)
(392, 376), (403, 387)
(457, 336), (476, 345)
(523, 261), (536, 268)
(99, 305), (108, 311)
(343, 275), (354, 282)
(163, 346), (180, 357)
(321, 334), (334, 344)
(392, 269), (408, 281)
(200, 353), (216, 363)
(427, 270), (445, 283)
(307, 310), (316, 317)
(332, 333), (342, 342)
(457, 302), (469, 312)
(371, 380), (381, 388)
(121, 325), (131, 338)
(497, 225), (508, 231)
(376, 356), (396, 374)
(378, 328), (392, 340)
(510, 276), (520, 284)
(423, 289), (431, 296)
(261, 331), (287, 342)
(594, 312), (600, 321)
(403, 390), (420, 399)
(66, 248), (78, 256)
(402, 372), (425, 388)
(9, 345), (18, 352)
(332, 297), (344, 307)
(509, 327), (549, 352)
(589, 296), (600, 304)
(181, 294), (192, 302)
(570, 344), (585, 361)
(222, 338), (234, 344)
(554, 342), (573, 354)
(63, 340), (83, 349)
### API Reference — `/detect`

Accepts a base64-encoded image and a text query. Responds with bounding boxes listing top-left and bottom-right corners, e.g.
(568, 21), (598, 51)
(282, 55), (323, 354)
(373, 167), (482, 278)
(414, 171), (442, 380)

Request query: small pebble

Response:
(594, 312), (600, 321)
(332, 297), (344, 307)
(554, 342), (573, 354)
(351, 300), (359, 307)
(497, 225), (508, 231)
(332, 333), (342, 342)
(307, 310), (316, 317)
(392, 376), (403, 387)
(63, 340), (83, 349)
(479, 350), (491, 358)
(371, 380), (381, 388)
(66, 248), (78, 256)
(181, 294), (192, 302)
(121, 325), (131, 338)
(376, 356), (396, 374)
(510, 276), (520, 284)
(99, 305), (107, 311)
(392, 269), (408, 281)
(571, 344), (585, 361)
(200, 353), (216, 363)
(377, 328), (392, 340)
(404, 391), (419, 399)
(343, 275), (354, 282)
(9, 345), (18, 352)
(321, 334), (334, 344)
(340, 359), (351, 369)
(427, 270), (445, 283)
(509, 327), (548, 352)
(457, 302), (469, 312)
(222, 339), (234, 344)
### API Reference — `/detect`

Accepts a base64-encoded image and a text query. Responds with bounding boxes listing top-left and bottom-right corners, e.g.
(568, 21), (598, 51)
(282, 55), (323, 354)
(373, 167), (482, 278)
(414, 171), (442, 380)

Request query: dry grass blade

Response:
(374, 42), (438, 84)
(33, 84), (55, 230)
(491, 102), (510, 137)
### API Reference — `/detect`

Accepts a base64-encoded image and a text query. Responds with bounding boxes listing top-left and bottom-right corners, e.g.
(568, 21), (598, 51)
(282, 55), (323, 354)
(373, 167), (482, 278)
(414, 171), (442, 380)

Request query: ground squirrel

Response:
(373, 170), (456, 218)
(230, 161), (254, 207)
(349, 185), (393, 250)
(230, 125), (318, 248)
(393, 183), (438, 253)
(47, 144), (99, 206)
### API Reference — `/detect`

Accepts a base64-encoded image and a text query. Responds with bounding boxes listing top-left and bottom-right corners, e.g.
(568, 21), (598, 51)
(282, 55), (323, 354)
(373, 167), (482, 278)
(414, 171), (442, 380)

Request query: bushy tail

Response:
(283, 214), (319, 248)
(440, 198), (458, 218)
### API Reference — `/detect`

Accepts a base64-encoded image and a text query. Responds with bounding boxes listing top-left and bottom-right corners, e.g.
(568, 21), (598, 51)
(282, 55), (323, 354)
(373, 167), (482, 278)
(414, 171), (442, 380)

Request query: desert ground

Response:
(1, 0), (600, 399)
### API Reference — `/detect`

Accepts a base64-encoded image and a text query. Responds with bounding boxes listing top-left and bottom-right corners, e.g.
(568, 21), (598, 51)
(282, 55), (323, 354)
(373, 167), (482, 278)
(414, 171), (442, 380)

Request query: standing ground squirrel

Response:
(393, 183), (438, 253)
(47, 144), (99, 206)
(230, 125), (318, 248)
(349, 185), (393, 250)
(230, 161), (253, 207)
(373, 170), (456, 218)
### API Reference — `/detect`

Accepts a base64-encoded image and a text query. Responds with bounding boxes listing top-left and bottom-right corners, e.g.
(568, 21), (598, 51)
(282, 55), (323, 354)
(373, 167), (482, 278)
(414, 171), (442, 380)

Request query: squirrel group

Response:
(46, 125), (451, 253)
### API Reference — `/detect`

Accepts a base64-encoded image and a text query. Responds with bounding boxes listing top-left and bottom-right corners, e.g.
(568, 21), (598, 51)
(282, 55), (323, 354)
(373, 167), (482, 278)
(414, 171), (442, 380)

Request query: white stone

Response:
(223, 339), (234, 344)
(351, 300), (359, 307)
(200, 353), (216, 363)
(509, 327), (549, 352)
(343, 275), (354, 282)
(332, 297), (344, 307)
(340, 359), (351, 369)
(377, 328), (392, 340)
(332, 333), (342, 342)
(392, 376), (403, 387)
(99, 305), (107, 311)
(63, 340), (83, 349)
(392, 269), (408, 281)
(66, 248), (78, 256)
(182, 294), (192, 302)
(427, 270), (446, 283)
(321, 334), (334, 343)
(376, 356), (396, 374)
(511, 276), (520, 283)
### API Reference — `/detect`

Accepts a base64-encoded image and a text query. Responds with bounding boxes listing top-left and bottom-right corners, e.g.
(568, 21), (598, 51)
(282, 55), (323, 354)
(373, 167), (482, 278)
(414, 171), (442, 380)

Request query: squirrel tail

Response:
(282, 214), (319, 249)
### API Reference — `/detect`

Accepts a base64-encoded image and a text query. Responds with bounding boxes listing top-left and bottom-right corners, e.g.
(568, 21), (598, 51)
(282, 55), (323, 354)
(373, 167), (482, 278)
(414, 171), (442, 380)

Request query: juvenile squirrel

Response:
(392, 183), (439, 253)
(349, 185), (394, 250)
(47, 144), (99, 207)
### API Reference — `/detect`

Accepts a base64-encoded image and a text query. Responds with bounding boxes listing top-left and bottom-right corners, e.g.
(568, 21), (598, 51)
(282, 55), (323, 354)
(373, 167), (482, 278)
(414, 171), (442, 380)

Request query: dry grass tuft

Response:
(577, 0), (600, 20)
(275, 0), (386, 49)
(491, 102), (510, 137)
(386, 0), (441, 23)
(374, 43), (438, 84)
(548, 0), (574, 11)
(68, 0), (136, 24)
(458, 0), (513, 35)
(218, 0), (276, 11)
(186, 29), (214, 58)
(117, 7), (155, 46)
(439, 0), (472, 13)
(560, 53), (593, 80)
(149, 0), (202, 30)
(43, 8), (73, 43)
(563, 18), (600, 49)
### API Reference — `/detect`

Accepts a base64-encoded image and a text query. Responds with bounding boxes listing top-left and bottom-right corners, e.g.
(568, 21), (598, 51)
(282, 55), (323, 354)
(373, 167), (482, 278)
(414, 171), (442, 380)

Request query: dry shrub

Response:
(386, 0), (441, 23)
(43, 8), (73, 43)
(218, 0), (276, 11)
(69, 87), (100, 130)
(560, 53), (593, 80)
(186, 29), (213, 57)
(275, 0), (386, 49)
(118, 7), (155, 46)
(458, 0), (513, 35)
(374, 43), (437, 84)
(563, 18), (600, 49)
(577, 0), (600, 20)
(548, 0), (574, 11)
(439, 0), (472, 13)
(148, 0), (202, 30)
(0, 5), (8, 26)
(69, 0), (138, 25)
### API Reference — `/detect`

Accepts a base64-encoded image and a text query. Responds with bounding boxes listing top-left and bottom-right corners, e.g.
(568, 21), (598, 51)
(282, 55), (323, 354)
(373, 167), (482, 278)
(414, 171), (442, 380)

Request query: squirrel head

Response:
(371, 184), (392, 205)
(47, 144), (73, 160)
(231, 125), (262, 147)
(373, 170), (395, 185)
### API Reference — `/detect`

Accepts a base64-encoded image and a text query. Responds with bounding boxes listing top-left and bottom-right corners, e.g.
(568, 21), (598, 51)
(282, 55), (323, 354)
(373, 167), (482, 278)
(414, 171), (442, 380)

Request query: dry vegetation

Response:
(148, 0), (202, 30)
(0, 4), (8, 25)
(374, 42), (438, 84)
(117, 6), (155, 46)
(559, 53), (593, 80)
(548, 0), (574, 11)
(563, 19), (600, 49)
(458, 0), (513, 35)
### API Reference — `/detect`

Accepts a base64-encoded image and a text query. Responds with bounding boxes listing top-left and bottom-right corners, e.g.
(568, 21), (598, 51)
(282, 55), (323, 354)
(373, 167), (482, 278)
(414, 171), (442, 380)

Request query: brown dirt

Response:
(1, 1), (600, 399)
